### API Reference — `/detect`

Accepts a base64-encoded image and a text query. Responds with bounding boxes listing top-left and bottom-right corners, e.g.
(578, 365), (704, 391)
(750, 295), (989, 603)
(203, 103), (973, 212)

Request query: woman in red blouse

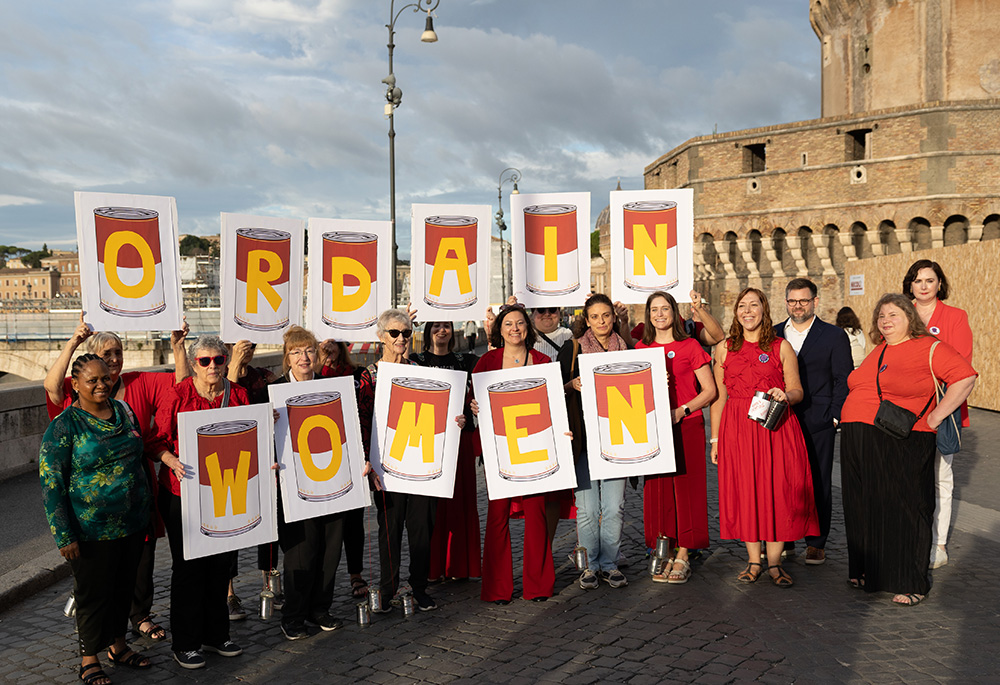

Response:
(840, 294), (976, 606)
(635, 292), (717, 584)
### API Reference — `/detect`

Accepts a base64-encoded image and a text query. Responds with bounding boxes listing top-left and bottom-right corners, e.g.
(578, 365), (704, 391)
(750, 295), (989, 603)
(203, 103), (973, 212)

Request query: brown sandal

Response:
(768, 564), (794, 588)
(737, 561), (762, 583)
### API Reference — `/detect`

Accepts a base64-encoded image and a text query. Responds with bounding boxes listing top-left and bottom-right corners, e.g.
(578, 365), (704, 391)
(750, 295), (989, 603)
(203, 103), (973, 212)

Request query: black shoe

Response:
(202, 640), (242, 657)
(308, 613), (344, 631)
(280, 621), (310, 641)
(412, 589), (437, 611)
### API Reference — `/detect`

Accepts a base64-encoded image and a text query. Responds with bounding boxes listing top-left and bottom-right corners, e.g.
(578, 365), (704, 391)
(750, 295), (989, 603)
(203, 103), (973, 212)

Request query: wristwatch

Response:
(682, 404), (691, 417)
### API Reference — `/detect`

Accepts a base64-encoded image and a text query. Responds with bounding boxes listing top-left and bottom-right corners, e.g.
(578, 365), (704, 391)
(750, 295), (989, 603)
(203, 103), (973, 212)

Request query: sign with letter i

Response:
(220, 213), (305, 344)
(75, 191), (184, 331)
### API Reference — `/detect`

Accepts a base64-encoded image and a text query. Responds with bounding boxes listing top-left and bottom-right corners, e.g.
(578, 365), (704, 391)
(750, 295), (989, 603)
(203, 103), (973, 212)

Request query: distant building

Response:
(179, 255), (220, 308)
(0, 267), (61, 300)
(40, 252), (81, 297)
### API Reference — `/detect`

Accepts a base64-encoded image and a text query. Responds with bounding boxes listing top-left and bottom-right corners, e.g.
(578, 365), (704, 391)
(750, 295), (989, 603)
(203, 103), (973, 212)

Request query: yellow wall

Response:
(843, 241), (997, 411)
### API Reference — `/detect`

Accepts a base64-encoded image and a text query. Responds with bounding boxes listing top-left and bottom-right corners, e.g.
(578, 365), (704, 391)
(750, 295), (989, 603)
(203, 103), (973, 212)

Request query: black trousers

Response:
(159, 487), (234, 652)
(375, 491), (436, 597)
(343, 507), (365, 575)
(803, 424), (836, 549)
(279, 512), (345, 623)
(71, 532), (144, 657)
(128, 534), (157, 628)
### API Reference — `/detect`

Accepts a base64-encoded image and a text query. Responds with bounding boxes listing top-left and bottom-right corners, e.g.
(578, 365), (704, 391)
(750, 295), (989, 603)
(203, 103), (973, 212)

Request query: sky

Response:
(0, 0), (820, 259)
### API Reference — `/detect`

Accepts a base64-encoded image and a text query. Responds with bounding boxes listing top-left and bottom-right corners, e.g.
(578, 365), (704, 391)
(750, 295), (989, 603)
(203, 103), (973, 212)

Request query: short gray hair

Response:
(188, 335), (227, 368)
(86, 331), (123, 354)
(375, 308), (410, 338)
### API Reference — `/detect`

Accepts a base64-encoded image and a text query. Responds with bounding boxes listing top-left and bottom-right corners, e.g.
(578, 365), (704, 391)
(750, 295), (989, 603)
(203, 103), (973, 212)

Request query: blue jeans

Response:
(574, 455), (626, 572)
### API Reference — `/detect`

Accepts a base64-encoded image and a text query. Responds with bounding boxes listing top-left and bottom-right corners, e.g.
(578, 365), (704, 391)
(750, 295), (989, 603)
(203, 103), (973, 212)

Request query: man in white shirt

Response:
(530, 306), (573, 361)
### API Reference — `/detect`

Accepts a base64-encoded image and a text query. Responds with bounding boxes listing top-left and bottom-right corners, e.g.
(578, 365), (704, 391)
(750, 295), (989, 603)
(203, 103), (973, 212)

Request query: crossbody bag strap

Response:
(221, 378), (231, 408)
(876, 343), (935, 419)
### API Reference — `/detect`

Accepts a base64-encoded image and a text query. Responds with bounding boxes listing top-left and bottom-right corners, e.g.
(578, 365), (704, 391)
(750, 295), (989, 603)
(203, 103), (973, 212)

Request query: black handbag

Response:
(873, 343), (936, 440)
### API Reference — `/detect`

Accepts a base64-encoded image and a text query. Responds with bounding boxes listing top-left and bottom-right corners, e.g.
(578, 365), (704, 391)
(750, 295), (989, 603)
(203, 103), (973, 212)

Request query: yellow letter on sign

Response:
(632, 223), (668, 276)
(330, 256), (372, 312)
(246, 249), (283, 314)
(104, 231), (156, 298)
(428, 237), (472, 296)
(389, 401), (436, 463)
(502, 403), (547, 464)
(544, 225), (559, 281)
(204, 450), (252, 517)
(296, 414), (343, 482)
(607, 385), (647, 445)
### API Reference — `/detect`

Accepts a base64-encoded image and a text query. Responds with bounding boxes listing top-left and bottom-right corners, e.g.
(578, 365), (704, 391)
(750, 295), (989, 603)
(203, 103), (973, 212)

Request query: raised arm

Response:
(43, 313), (91, 407)
(171, 318), (190, 383)
(690, 290), (724, 346)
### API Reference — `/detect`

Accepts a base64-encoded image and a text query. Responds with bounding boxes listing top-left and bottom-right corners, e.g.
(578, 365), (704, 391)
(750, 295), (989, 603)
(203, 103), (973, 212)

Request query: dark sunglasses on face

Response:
(386, 329), (412, 339)
(196, 355), (227, 367)
(535, 307), (559, 315)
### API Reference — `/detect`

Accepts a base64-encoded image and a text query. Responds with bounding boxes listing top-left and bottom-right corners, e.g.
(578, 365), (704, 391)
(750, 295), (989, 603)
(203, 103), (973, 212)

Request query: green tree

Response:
(591, 229), (600, 258)
(179, 235), (212, 256)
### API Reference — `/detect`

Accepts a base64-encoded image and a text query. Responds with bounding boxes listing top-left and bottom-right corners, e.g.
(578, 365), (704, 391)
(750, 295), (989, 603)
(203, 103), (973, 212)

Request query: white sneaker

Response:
(930, 545), (948, 569)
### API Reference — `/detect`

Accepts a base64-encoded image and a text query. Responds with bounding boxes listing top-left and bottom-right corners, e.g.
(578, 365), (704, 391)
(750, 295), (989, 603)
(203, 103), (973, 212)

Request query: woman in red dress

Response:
(635, 292), (717, 584)
(709, 288), (818, 587)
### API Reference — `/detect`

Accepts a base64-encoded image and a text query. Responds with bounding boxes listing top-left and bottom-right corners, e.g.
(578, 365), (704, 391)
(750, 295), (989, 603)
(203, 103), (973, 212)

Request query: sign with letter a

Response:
(368, 362), (468, 498)
(409, 204), (492, 322)
(75, 191), (184, 331)
(220, 213), (305, 344)
(178, 404), (278, 560)
(307, 218), (391, 343)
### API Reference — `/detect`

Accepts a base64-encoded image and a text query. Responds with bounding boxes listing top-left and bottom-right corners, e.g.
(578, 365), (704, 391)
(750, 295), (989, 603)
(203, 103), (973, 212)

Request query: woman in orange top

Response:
(840, 294), (976, 606)
(902, 259), (973, 569)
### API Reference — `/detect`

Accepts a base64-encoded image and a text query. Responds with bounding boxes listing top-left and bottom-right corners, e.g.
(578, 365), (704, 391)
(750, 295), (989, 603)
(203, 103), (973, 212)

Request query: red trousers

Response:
(429, 449), (482, 580)
(480, 493), (554, 601)
(643, 416), (710, 551)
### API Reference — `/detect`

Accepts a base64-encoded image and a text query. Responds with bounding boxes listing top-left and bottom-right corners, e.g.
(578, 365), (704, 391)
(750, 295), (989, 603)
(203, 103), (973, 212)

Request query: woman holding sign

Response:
(559, 294), (633, 590)
(709, 288), (818, 588)
(635, 292), (717, 584)
(149, 336), (249, 670)
(412, 321), (481, 581)
(473, 303), (556, 603)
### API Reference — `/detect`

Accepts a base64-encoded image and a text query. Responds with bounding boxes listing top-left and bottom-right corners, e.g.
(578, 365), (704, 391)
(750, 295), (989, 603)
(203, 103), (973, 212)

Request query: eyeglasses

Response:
(195, 355), (226, 367)
(786, 298), (815, 307)
(288, 348), (316, 357)
(385, 329), (412, 339)
(534, 307), (559, 315)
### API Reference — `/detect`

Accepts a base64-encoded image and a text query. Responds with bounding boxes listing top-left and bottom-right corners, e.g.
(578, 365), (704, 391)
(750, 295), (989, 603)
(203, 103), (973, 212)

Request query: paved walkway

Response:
(2, 409), (999, 684)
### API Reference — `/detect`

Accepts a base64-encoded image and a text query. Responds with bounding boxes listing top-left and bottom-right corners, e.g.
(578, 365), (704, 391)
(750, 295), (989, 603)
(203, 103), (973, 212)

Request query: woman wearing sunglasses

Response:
(149, 336), (249, 670)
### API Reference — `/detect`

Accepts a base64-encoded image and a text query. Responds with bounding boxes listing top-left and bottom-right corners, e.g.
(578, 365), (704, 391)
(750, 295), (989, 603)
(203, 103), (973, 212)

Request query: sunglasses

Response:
(195, 355), (227, 367)
(386, 329), (412, 339)
(534, 307), (559, 315)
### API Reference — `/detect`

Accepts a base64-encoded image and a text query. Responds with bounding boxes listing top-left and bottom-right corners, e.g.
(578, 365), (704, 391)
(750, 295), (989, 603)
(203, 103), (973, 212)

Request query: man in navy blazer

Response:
(775, 278), (852, 565)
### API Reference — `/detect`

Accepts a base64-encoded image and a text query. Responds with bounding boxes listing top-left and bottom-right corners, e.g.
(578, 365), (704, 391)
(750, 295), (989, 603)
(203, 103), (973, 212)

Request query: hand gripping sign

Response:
(75, 192), (183, 331)
(178, 404), (277, 560)
(307, 218), (392, 343)
(269, 376), (371, 523)
(510, 192), (591, 308)
(410, 204), (492, 323)
(472, 363), (577, 500)
(610, 189), (696, 306)
(577, 348), (676, 481)
(369, 362), (468, 498)
(220, 213), (305, 345)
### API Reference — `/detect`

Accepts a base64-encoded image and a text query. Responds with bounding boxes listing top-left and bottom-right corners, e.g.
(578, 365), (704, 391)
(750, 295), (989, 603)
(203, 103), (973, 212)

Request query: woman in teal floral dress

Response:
(39, 354), (153, 685)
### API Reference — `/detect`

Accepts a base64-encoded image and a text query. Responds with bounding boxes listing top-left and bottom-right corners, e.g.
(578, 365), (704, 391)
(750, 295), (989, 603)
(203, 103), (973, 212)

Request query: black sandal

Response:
(132, 617), (166, 641)
(737, 561), (762, 583)
(768, 564), (794, 588)
(106, 647), (151, 669)
(79, 663), (111, 685)
(892, 593), (925, 607)
(350, 576), (369, 599)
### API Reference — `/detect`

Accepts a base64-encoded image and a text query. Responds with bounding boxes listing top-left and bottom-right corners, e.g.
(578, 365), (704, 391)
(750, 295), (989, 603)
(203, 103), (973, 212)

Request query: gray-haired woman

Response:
(149, 335), (251, 670)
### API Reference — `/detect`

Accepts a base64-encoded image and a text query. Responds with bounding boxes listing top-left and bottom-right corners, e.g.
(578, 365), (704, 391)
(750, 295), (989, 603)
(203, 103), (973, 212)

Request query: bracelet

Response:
(710, 438), (719, 443)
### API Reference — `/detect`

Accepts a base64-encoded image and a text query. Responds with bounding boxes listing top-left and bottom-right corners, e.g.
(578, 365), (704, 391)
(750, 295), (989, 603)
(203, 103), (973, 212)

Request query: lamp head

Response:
(511, 182), (519, 195)
(420, 13), (438, 43)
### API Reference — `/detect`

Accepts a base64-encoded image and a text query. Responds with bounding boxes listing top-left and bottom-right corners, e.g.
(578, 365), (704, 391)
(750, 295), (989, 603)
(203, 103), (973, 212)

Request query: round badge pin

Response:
(929, 326), (940, 335)
(758, 353), (769, 363)
(667, 350), (676, 359)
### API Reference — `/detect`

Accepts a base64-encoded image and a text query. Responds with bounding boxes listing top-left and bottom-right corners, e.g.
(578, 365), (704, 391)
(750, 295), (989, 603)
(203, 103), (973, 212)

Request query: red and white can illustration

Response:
(286, 392), (354, 501)
(623, 201), (678, 292)
(487, 378), (559, 481)
(381, 378), (451, 481)
(322, 232), (378, 330)
(594, 361), (660, 463)
(196, 421), (262, 537)
(523, 204), (580, 295)
(94, 207), (166, 317)
(234, 227), (291, 331)
(423, 215), (478, 309)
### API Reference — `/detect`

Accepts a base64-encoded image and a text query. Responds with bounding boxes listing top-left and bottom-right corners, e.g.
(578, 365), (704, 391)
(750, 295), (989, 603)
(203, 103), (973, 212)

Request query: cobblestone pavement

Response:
(2, 411), (999, 684)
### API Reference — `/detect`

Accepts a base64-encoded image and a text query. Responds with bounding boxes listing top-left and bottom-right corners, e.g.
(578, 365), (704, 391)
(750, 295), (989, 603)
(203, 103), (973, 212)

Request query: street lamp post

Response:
(384, 0), (441, 307)
(495, 167), (520, 301)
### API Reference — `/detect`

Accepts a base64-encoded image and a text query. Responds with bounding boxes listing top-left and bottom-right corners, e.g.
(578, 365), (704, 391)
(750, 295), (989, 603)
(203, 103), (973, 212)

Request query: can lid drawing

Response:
(594, 361), (660, 463)
(94, 207), (166, 317)
(286, 391), (354, 501)
(622, 200), (678, 292)
(423, 215), (478, 310)
(196, 420), (262, 538)
(523, 204), (580, 296)
(382, 377), (451, 481)
(322, 232), (379, 330)
(234, 227), (292, 331)
(487, 378), (560, 481)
